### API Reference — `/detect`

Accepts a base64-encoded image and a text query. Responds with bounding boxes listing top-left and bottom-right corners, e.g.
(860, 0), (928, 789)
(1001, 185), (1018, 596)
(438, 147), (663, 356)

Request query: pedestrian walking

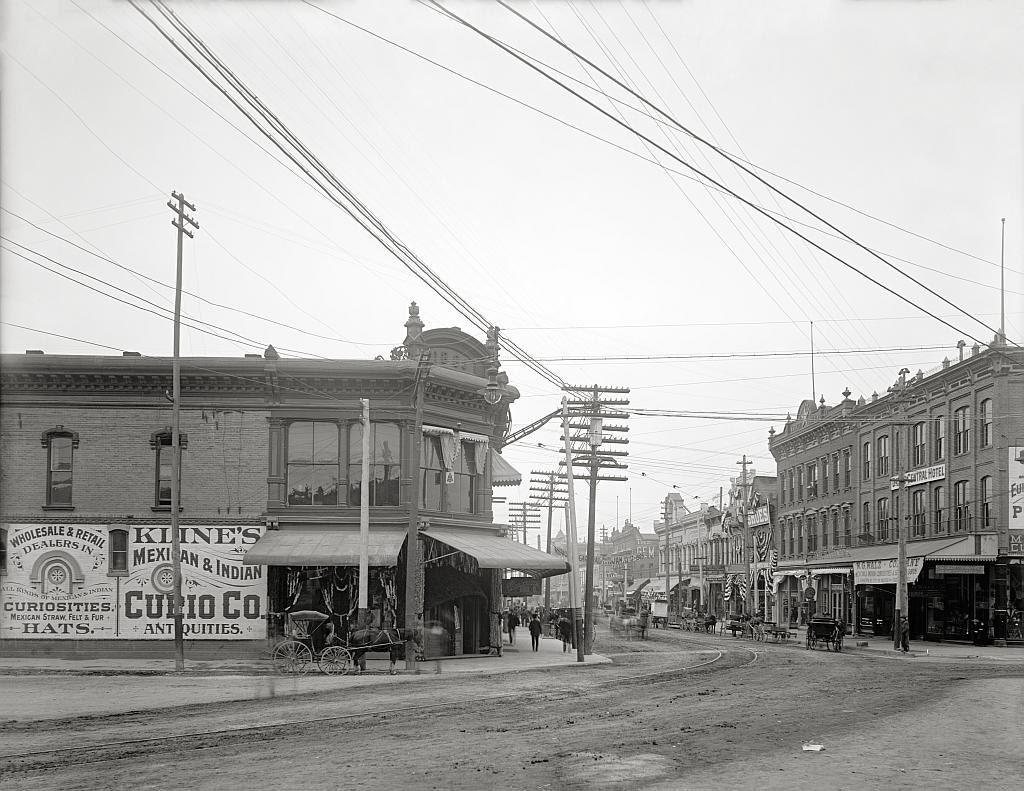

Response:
(508, 609), (520, 645)
(557, 614), (572, 653)
(898, 615), (910, 653)
(528, 614), (543, 652)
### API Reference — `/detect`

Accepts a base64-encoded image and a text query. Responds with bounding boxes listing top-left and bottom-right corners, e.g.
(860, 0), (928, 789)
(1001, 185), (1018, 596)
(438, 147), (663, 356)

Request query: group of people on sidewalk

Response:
(503, 606), (576, 653)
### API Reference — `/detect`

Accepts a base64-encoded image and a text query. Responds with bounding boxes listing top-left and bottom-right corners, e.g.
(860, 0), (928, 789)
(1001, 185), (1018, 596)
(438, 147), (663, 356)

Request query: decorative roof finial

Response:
(842, 388), (851, 400)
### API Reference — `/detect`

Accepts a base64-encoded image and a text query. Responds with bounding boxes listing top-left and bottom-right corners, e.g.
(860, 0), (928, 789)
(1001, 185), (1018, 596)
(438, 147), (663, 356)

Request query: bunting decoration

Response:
(723, 574), (735, 601)
(738, 571), (749, 603)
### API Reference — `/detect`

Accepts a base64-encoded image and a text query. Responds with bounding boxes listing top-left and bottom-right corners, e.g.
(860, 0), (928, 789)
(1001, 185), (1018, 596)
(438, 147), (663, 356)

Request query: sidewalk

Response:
(0, 633), (607, 677)
(787, 625), (1024, 660)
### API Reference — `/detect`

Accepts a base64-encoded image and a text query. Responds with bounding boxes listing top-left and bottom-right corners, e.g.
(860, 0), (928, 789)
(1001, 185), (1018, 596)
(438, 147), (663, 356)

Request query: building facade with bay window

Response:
(770, 340), (1023, 643)
(1, 303), (566, 659)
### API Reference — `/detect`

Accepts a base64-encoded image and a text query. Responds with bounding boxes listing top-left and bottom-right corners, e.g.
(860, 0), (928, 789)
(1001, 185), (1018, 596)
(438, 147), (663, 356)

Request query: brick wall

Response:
(0, 405), (268, 520)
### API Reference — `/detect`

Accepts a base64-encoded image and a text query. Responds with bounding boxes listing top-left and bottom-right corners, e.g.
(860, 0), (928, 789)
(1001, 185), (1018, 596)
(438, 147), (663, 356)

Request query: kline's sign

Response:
(891, 463), (946, 491)
(0, 523), (265, 640)
(853, 557), (924, 585)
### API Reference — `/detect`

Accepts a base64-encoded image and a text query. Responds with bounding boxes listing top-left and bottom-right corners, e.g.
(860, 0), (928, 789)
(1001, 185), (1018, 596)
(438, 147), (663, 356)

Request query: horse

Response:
(345, 626), (416, 674)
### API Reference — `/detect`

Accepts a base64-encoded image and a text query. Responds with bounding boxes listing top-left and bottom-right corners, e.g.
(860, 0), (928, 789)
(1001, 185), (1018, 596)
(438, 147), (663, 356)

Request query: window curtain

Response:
(458, 431), (489, 475)
(423, 425), (457, 471)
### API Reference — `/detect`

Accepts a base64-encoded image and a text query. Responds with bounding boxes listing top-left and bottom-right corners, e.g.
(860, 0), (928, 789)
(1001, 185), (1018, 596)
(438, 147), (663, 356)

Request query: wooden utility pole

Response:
(529, 470), (568, 611)
(564, 385), (629, 655)
(507, 502), (541, 545)
(167, 191), (197, 673)
(737, 455), (753, 616)
(358, 398), (370, 625)
(405, 352), (430, 669)
(560, 399), (584, 663)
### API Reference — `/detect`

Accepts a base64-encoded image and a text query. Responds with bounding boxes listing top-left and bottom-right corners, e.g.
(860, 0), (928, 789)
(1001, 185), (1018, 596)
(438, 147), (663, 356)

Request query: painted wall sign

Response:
(123, 525), (266, 639)
(1010, 448), (1024, 530)
(1008, 530), (1024, 558)
(1, 524), (115, 638)
(0, 523), (265, 640)
(852, 557), (924, 586)
(891, 463), (946, 491)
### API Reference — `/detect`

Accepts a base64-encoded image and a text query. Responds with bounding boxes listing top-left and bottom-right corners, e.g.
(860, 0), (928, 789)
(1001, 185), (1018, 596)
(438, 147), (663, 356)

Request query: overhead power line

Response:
(485, 0), (1017, 348)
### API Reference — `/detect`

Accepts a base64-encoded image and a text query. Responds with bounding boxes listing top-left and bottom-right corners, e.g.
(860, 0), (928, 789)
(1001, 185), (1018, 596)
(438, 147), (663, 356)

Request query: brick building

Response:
(770, 340), (1024, 642)
(0, 304), (566, 659)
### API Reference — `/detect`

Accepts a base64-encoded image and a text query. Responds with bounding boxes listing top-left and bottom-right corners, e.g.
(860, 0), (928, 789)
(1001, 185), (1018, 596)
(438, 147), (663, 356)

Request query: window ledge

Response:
(41, 505), (74, 512)
(151, 506), (184, 513)
(107, 570), (129, 578)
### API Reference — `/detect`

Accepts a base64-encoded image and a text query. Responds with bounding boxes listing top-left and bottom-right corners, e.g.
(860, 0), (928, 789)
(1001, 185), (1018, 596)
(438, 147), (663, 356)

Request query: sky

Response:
(2, 0), (1022, 544)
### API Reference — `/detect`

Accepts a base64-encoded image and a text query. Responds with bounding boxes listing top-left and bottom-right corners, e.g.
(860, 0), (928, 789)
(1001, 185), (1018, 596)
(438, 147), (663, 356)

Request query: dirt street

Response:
(2, 626), (1022, 791)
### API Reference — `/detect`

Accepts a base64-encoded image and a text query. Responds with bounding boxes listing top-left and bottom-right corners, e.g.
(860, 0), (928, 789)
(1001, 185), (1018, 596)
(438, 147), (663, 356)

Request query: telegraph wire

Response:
(301, 0), (1016, 286)
(487, 0), (1016, 347)
(2, 208), (387, 350)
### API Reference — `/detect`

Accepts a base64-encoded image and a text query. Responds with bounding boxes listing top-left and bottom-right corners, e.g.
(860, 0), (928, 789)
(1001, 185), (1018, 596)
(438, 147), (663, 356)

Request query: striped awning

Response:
(423, 526), (568, 578)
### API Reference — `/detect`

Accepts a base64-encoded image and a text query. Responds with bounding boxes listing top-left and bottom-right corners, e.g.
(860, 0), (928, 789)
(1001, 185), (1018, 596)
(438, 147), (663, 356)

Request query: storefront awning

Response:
(423, 527), (568, 578)
(243, 528), (407, 567)
(625, 578), (651, 595)
(851, 535), (996, 563)
(490, 450), (523, 487)
(810, 567), (853, 575)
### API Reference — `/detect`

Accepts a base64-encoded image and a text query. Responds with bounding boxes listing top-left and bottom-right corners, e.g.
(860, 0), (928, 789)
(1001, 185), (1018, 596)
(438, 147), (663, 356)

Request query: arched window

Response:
(861, 502), (872, 541)
(953, 480), (969, 531)
(980, 476), (992, 528)
(934, 416), (946, 460)
(953, 407), (971, 455)
(911, 489), (926, 537)
(41, 427), (79, 508)
(876, 436), (890, 477)
(933, 486), (945, 533)
(862, 441), (872, 480)
(979, 400), (993, 448)
(912, 422), (926, 467)
(109, 528), (129, 574)
(876, 498), (889, 541)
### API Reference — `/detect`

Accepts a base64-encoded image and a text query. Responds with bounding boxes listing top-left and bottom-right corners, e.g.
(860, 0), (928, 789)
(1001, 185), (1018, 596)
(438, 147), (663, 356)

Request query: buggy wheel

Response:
(805, 634), (813, 650)
(318, 646), (353, 675)
(835, 634), (843, 652)
(272, 640), (312, 675)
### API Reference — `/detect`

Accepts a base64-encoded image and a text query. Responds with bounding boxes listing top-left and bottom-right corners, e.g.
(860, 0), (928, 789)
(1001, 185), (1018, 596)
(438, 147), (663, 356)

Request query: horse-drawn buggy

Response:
(805, 616), (845, 652)
(271, 610), (413, 675)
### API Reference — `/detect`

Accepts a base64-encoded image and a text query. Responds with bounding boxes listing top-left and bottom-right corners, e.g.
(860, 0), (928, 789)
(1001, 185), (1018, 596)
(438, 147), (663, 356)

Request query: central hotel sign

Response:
(890, 463), (946, 491)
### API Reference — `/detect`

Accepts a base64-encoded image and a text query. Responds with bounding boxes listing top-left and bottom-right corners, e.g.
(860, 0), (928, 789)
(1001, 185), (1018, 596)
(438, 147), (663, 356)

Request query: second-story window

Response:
(912, 422), (926, 468)
(861, 502), (872, 541)
(979, 400), (992, 448)
(843, 508), (851, 547)
(877, 436), (890, 478)
(796, 518), (804, 554)
(953, 480), (969, 531)
(934, 416), (946, 460)
(448, 441), (479, 514)
(788, 469), (795, 502)
(42, 428), (79, 508)
(152, 430), (186, 508)
(832, 454), (840, 491)
(843, 450), (851, 488)
(980, 476), (992, 528)
(349, 422), (401, 507)
(287, 422), (339, 506)
(421, 436), (444, 511)
(807, 463), (818, 498)
(862, 441), (871, 480)
(877, 497), (889, 541)
(934, 486), (945, 533)
(911, 489), (926, 537)
(954, 407), (971, 455)
(807, 515), (817, 552)
(821, 459), (829, 495)
(796, 467), (804, 499)
(0, 527), (7, 575)
(832, 511), (840, 547)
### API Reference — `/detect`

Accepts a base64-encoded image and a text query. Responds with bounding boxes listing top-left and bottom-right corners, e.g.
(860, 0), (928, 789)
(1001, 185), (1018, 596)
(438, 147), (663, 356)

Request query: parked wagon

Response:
(271, 610), (353, 675)
(805, 617), (844, 652)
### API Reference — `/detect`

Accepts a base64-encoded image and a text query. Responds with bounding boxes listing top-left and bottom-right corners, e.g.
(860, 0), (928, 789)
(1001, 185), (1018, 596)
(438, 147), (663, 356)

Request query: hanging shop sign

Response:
(890, 463), (946, 491)
(932, 564), (985, 576)
(503, 577), (542, 597)
(1010, 447), (1024, 530)
(747, 505), (770, 527)
(853, 557), (924, 586)
(0, 523), (265, 640)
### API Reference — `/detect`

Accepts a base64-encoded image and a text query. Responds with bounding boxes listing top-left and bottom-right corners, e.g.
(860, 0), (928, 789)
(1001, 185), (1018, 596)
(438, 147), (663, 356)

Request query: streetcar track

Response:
(0, 640), (756, 773)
